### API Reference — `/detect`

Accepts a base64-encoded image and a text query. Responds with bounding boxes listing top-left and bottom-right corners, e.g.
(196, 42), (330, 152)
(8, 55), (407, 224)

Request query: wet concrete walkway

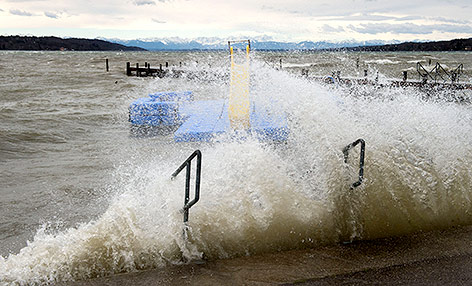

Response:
(60, 225), (472, 286)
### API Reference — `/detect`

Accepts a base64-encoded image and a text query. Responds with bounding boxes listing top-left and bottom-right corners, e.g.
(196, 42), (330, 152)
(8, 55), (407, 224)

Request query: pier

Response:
(126, 61), (184, 78)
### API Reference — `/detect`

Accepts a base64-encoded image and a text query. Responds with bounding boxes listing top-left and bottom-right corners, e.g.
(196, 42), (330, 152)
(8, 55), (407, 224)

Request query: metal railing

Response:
(451, 63), (464, 83)
(343, 139), (365, 189)
(417, 62), (435, 83)
(417, 62), (464, 84)
(171, 150), (202, 223)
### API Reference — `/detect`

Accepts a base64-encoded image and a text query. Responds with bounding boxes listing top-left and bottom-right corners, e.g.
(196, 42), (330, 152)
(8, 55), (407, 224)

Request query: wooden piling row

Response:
(125, 62), (173, 78)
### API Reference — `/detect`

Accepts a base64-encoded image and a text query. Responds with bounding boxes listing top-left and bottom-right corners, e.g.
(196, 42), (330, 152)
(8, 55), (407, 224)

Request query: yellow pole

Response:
(228, 43), (250, 130)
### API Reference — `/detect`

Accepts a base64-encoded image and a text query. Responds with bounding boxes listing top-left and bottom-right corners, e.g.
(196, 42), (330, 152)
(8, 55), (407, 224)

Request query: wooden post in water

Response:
(106, 59), (109, 72)
(280, 58), (282, 69)
(126, 62), (131, 76)
(166, 62), (169, 68)
(364, 69), (368, 77)
(136, 63), (140, 77)
(403, 71), (408, 82)
(180, 62), (182, 67)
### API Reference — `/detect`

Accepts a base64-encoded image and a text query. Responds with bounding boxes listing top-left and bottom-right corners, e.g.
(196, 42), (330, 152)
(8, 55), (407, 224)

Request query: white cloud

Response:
(0, 0), (472, 42)
(349, 23), (472, 35)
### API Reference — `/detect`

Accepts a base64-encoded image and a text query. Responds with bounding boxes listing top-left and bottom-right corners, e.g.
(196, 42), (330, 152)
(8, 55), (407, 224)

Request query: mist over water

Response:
(0, 51), (471, 284)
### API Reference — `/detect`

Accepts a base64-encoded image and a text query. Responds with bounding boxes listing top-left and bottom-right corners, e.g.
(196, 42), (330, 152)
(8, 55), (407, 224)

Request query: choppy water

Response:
(0, 50), (472, 285)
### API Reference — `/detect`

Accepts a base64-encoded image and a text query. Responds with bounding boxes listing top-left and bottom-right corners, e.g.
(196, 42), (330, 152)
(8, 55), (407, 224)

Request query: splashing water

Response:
(1, 56), (472, 285)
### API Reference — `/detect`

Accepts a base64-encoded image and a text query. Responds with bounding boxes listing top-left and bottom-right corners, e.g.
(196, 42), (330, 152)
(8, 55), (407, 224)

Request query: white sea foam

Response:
(365, 59), (400, 65)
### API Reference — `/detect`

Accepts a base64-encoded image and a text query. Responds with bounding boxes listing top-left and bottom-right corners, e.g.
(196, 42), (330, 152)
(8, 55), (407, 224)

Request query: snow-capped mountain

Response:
(103, 37), (400, 51)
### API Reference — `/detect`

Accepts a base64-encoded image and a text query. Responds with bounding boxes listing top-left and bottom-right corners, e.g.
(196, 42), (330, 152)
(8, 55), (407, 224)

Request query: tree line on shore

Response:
(1, 35), (471, 52)
(0, 36), (145, 51)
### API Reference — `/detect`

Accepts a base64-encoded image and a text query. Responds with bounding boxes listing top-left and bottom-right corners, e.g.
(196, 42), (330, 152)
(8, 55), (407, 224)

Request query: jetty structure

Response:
(128, 40), (289, 142)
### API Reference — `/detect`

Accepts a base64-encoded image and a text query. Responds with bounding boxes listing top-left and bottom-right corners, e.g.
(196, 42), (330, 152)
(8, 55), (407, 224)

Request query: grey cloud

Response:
(431, 16), (470, 24)
(349, 23), (472, 34)
(259, 4), (298, 15)
(44, 11), (59, 18)
(134, 0), (156, 5)
(394, 15), (423, 21)
(321, 24), (345, 33)
(260, 5), (273, 11)
(10, 9), (33, 16)
(152, 18), (166, 23)
(393, 15), (470, 24)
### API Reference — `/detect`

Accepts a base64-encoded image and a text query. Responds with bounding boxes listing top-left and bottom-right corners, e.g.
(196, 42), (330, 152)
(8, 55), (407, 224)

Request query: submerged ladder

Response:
(343, 139), (365, 189)
(171, 150), (202, 223)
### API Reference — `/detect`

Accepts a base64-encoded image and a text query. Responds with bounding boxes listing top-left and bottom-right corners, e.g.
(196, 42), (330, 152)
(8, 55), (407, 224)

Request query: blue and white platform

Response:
(129, 92), (289, 142)
(129, 91), (193, 126)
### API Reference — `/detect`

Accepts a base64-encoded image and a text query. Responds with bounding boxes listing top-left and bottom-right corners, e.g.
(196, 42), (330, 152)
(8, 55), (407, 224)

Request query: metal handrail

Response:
(435, 62), (450, 83)
(451, 63), (464, 83)
(417, 62), (435, 82)
(171, 150), (202, 223)
(417, 62), (464, 84)
(342, 139), (365, 189)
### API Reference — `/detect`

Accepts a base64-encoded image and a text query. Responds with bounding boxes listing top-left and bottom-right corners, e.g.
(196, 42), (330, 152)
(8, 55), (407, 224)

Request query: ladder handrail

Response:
(343, 139), (365, 189)
(451, 63), (464, 83)
(417, 61), (465, 84)
(435, 62), (450, 83)
(417, 62), (435, 82)
(171, 150), (202, 223)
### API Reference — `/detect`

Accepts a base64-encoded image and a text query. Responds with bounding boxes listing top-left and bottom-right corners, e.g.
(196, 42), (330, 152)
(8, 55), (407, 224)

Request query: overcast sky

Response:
(1, 0), (471, 42)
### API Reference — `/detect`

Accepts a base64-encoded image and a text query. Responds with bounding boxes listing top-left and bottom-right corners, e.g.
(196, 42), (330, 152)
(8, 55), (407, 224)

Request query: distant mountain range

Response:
(0, 36), (145, 51)
(1, 36), (471, 52)
(106, 37), (401, 51)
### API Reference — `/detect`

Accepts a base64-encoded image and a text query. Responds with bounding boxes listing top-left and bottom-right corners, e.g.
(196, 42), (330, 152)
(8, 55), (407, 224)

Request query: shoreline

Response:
(59, 225), (472, 285)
